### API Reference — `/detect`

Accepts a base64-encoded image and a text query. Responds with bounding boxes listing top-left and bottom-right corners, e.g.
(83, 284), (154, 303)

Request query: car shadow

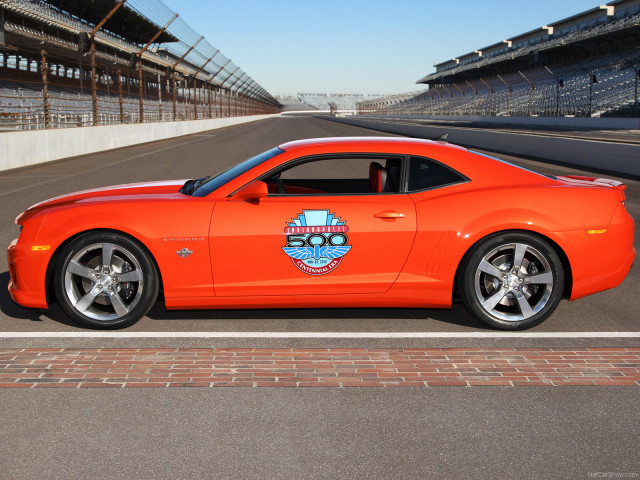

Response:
(0, 271), (42, 321)
(0, 271), (79, 327)
(0, 270), (490, 331)
(144, 300), (491, 330)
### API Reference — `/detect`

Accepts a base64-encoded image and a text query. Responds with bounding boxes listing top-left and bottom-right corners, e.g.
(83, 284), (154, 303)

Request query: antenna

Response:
(434, 133), (448, 143)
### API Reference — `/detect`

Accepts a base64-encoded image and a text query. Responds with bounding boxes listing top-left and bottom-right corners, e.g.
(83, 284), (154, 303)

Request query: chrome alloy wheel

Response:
(473, 242), (554, 322)
(63, 242), (144, 321)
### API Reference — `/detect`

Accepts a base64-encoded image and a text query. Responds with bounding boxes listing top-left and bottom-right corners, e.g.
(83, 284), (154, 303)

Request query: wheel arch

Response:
(45, 228), (165, 306)
(452, 228), (573, 302)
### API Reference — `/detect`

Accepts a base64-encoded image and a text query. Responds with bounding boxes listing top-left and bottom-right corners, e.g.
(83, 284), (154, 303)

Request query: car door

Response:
(209, 155), (417, 297)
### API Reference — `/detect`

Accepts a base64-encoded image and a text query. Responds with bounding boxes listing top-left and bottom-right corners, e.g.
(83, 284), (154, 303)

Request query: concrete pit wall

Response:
(362, 114), (640, 130)
(323, 115), (640, 178)
(0, 114), (280, 171)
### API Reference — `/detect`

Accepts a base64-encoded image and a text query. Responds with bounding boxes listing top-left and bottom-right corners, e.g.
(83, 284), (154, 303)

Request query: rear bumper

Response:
(572, 245), (635, 297)
(565, 205), (635, 301)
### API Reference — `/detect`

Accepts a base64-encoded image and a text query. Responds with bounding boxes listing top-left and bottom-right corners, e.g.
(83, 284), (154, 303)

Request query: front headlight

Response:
(14, 209), (43, 241)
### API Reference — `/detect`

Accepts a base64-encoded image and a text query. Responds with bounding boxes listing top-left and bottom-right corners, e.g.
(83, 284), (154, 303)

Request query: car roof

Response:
(277, 136), (559, 189)
(278, 136), (468, 153)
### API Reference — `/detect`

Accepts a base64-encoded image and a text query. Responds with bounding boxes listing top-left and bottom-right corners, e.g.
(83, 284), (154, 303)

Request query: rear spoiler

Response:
(556, 175), (626, 191)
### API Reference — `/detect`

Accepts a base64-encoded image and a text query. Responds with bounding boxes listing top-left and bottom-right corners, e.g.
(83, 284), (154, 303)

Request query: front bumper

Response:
(7, 237), (50, 309)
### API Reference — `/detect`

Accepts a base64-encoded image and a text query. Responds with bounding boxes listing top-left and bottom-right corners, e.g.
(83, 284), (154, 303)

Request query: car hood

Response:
(28, 180), (187, 210)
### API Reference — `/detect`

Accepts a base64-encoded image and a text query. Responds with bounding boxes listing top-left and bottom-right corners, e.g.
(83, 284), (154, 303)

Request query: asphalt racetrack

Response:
(0, 116), (638, 346)
(0, 116), (639, 479)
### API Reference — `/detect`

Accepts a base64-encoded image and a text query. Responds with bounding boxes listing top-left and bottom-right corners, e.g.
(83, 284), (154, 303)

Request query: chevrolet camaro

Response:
(7, 137), (635, 329)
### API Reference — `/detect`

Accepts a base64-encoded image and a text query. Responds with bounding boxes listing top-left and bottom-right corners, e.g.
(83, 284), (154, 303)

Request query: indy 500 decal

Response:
(282, 210), (351, 275)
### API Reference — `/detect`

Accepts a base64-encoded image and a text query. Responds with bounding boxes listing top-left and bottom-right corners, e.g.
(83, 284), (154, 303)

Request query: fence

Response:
(0, 0), (280, 131)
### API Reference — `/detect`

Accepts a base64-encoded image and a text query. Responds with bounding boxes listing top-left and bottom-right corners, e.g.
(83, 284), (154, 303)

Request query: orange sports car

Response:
(7, 137), (635, 329)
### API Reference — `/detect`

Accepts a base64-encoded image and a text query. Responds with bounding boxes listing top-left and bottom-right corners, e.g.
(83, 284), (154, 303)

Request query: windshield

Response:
(191, 147), (284, 197)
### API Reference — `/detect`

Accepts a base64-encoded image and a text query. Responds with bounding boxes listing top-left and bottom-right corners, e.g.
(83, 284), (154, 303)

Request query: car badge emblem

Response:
(177, 248), (193, 258)
(282, 209), (351, 275)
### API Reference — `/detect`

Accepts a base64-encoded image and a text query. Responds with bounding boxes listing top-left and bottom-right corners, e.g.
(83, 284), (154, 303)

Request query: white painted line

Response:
(0, 332), (639, 339)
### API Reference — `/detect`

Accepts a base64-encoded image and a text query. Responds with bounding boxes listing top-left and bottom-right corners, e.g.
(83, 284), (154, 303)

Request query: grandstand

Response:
(358, 0), (640, 118)
(276, 93), (387, 112)
(275, 95), (318, 112)
(297, 93), (384, 111)
(0, 0), (280, 130)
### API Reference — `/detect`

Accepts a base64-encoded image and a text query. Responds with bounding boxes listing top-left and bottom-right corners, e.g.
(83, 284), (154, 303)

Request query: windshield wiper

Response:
(179, 176), (213, 195)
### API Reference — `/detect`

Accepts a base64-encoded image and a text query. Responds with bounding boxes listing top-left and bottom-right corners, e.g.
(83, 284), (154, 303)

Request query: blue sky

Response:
(162, 0), (603, 96)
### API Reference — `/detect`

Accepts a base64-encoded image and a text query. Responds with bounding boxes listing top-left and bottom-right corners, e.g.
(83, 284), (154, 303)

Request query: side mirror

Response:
(230, 180), (268, 202)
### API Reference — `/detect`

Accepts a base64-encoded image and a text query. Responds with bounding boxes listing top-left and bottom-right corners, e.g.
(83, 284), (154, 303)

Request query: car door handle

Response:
(374, 210), (406, 219)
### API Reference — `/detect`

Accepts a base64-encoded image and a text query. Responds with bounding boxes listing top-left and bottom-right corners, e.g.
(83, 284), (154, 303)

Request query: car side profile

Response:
(7, 137), (635, 329)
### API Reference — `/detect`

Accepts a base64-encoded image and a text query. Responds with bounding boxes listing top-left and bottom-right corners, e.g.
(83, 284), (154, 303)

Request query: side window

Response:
(265, 156), (402, 195)
(408, 156), (466, 192)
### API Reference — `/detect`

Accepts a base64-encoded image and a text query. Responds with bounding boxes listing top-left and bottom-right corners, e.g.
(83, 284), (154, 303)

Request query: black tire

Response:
(54, 232), (158, 329)
(460, 232), (564, 330)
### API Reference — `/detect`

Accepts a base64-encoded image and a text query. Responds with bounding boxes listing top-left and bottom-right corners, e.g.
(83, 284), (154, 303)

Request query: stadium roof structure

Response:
(43, 0), (178, 45)
(418, 0), (640, 85)
(0, 0), (279, 107)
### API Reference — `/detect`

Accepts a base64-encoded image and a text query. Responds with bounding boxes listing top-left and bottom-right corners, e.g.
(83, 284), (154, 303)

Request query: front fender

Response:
(36, 200), (215, 299)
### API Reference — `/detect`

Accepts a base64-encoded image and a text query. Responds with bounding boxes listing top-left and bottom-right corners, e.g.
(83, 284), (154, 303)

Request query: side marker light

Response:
(31, 245), (51, 251)
(586, 229), (607, 235)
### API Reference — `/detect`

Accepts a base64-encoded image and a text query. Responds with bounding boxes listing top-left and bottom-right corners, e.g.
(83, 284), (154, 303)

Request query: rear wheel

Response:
(460, 232), (564, 330)
(54, 232), (158, 329)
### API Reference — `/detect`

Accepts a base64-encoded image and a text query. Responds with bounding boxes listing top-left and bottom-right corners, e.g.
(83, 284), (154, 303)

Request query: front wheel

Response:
(54, 232), (158, 329)
(460, 232), (565, 330)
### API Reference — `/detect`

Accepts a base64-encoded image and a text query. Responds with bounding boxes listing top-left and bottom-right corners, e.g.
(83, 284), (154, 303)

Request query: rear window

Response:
(408, 156), (467, 192)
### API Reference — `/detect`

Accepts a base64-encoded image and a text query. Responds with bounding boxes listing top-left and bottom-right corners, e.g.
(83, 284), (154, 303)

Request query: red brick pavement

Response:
(0, 348), (639, 388)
